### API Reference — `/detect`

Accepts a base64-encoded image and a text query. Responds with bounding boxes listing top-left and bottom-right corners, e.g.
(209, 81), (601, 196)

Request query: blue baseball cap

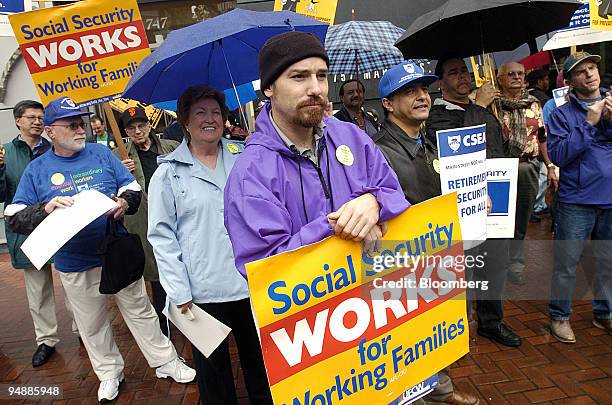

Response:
(379, 61), (438, 99)
(43, 96), (92, 126)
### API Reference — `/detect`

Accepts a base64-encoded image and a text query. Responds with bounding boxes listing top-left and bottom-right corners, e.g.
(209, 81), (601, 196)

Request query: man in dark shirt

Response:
(527, 69), (551, 106)
(374, 60), (480, 405)
(334, 79), (379, 137)
(116, 107), (179, 334)
(0, 100), (77, 367)
(425, 56), (522, 348)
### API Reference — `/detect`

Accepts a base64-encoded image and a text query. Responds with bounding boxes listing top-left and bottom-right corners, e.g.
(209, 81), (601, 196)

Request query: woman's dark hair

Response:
(176, 85), (229, 141)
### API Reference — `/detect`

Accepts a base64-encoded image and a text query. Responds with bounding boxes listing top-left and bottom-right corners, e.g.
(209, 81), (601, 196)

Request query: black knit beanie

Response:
(259, 31), (329, 92)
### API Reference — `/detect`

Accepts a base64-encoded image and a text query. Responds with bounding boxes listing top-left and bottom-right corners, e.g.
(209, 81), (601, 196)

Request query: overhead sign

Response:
(0, 0), (31, 37)
(544, 1), (612, 50)
(590, 0), (612, 30)
(563, 3), (591, 31)
(274, 0), (339, 25)
(9, 0), (150, 107)
(246, 193), (469, 405)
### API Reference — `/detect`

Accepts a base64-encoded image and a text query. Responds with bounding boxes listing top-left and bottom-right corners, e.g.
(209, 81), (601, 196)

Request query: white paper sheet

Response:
(20, 189), (118, 270)
(164, 304), (231, 358)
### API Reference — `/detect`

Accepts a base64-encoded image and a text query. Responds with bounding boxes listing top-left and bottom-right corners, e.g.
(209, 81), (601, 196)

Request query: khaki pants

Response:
(23, 264), (77, 347)
(59, 267), (177, 381)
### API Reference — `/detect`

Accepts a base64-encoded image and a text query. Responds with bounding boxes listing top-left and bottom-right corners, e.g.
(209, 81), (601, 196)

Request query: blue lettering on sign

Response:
(436, 124), (487, 158)
(0, 0), (26, 13)
(388, 374), (439, 405)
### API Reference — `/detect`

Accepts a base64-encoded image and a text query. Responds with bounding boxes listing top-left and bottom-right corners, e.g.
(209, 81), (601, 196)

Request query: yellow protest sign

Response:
(9, 0), (150, 107)
(590, 0), (612, 30)
(274, 0), (338, 25)
(246, 193), (469, 405)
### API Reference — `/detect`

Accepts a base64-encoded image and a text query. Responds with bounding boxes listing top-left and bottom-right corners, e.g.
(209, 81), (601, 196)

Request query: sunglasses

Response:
(49, 122), (87, 130)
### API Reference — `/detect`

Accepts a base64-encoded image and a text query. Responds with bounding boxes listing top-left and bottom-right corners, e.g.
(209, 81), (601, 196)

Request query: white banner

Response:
(436, 124), (488, 248)
(486, 158), (519, 239)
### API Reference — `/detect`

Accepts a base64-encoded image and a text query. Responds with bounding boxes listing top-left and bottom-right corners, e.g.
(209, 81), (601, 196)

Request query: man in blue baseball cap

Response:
(374, 61), (480, 405)
(4, 96), (195, 402)
(374, 60), (440, 204)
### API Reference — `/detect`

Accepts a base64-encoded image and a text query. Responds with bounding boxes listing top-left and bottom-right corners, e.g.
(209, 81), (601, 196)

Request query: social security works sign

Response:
(246, 194), (469, 405)
(9, 0), (150, 106)
(436, 125), (488, 247)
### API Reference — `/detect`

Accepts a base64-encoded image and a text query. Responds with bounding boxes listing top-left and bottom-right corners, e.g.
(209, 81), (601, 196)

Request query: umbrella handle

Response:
(218, 39), (251, 133)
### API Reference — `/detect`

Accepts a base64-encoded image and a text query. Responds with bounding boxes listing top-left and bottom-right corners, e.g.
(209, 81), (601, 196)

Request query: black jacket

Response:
(373, 120), (441, 205)
(528, 88), (550, 106)
(425, 98), (508, 159)
(334, 106), (379, 135)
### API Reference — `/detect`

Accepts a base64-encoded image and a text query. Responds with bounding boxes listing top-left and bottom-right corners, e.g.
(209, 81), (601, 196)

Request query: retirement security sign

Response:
(436, 124), (487, 248)
(246, 194), (469, 405)
(9, 0), (150, 107)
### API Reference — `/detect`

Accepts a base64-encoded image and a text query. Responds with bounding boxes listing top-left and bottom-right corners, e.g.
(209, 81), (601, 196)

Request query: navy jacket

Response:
(547, 89), (612, 208)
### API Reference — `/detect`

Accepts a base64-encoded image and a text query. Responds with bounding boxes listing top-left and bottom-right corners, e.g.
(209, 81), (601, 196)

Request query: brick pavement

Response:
(0, 216), (610, 404)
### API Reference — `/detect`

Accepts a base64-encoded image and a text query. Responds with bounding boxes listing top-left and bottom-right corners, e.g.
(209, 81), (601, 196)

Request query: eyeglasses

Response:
(49, 122), (87, 130)
(505, 71), (525, 77)
(19, 115), (44, 123)
(125, 123), (149, 132)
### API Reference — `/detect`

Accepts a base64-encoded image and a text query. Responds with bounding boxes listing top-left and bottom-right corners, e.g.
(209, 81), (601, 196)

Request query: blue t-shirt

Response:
(12, 143), (136, 272)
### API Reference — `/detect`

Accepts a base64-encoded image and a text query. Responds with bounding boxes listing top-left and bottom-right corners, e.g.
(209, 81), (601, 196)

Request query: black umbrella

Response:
(395, 0), (581, 59)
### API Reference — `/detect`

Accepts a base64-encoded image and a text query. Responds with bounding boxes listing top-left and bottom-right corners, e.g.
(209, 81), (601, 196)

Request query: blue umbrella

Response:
(153, 82), (258, 112)
(122, 9), (328, 105)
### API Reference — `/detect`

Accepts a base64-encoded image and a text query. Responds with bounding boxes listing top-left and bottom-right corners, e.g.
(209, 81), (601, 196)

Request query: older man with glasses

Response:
(4, 96), (194, 402)
(497, 62), (557, 285)
(115, 107), (179, 335)
(0, 100), (79, 367)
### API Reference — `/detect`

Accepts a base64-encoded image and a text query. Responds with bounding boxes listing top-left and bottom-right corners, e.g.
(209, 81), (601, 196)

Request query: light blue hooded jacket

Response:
(147, 138), (249, 305)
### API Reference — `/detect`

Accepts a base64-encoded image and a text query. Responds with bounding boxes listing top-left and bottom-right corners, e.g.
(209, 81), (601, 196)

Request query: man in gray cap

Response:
(547, 51), (612, 343)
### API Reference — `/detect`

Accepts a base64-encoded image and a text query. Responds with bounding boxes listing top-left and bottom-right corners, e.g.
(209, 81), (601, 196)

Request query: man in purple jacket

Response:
(224, 31), (409, 276)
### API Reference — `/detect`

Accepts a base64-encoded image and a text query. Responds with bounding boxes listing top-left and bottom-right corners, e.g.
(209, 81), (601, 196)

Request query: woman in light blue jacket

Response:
(147, 85), (272, 405)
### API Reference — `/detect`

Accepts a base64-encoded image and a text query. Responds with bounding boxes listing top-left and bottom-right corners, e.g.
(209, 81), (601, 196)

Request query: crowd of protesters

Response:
(0, 28), (610, 405)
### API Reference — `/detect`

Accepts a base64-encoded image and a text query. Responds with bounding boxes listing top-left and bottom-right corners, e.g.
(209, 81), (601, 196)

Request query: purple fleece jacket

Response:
(224, 103), (410, 276)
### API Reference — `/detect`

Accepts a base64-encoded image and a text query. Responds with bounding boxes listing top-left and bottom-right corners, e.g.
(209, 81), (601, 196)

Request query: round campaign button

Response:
(227, 143), (239, 154)
(336, 145), (354, 166)
(51, 173), (65, 186)
(433, 159), (441, 174)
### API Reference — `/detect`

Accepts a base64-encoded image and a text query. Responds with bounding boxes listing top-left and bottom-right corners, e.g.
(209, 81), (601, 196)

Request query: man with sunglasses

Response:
(4, 96), (195, 402)
(0, 100), (79, 367)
